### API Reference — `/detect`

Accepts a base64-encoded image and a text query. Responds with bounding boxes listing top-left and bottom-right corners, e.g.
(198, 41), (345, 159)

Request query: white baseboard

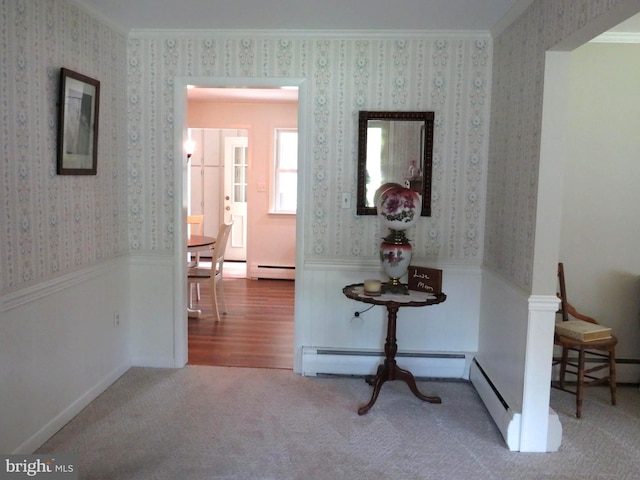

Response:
(614, 362), (640, 384)
(130, 355), (178, 369)
(301, 347), (472, 378)
(14, 362), (131, 454)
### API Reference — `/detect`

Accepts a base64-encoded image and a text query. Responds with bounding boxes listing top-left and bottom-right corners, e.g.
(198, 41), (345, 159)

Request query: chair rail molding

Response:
(1, 255), (129, 313)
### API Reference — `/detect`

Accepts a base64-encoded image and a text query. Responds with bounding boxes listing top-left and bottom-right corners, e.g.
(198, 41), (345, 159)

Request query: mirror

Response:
(357, 111), (434, 216)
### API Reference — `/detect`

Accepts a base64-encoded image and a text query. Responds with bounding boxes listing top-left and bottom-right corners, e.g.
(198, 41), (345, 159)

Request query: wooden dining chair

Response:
(187, 215), (205, 301)
(188, 222), (233, 322)
(552, 262), (617, 418)
(187, 215), (205, 264)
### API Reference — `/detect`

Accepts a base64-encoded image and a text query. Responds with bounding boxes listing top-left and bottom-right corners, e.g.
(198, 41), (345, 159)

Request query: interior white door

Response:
(223, 136), (248, 261)
(188, 130), (203, 216)
(188, 128), (223, 246)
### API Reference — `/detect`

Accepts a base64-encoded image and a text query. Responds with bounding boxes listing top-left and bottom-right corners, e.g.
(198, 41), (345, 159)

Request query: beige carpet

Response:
(37, 366), (640, 479)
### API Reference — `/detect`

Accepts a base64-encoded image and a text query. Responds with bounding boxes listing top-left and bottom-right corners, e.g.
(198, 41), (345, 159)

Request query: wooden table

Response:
(188, 234), (216, 253)
(187, 235), (216, 318)
(342, 283), (447, 415)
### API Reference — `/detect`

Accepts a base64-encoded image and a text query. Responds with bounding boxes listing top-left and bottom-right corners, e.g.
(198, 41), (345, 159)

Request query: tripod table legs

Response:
(358, 304), (441, 415)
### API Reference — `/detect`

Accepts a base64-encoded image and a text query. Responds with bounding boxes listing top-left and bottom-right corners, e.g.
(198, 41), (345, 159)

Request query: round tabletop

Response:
(188, 235), (216, 249)
(342, 283), (446, 307)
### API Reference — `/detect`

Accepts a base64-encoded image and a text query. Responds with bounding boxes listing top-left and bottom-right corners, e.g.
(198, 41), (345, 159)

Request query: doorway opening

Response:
(184, 85), (300, 369)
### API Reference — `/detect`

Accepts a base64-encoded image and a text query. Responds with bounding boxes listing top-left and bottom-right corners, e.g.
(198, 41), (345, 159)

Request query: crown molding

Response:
(128, 28), (491, 40)
(590, 32), (640, 43)
(490, 0), (535, 38)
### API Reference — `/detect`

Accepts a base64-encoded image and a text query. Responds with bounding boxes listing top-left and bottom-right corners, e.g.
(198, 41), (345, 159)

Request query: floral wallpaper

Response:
(127, 33), (492, 262)
(2, 0), (629, 295)
(1, 0), (128, 293)
(485, 0), (630, 290)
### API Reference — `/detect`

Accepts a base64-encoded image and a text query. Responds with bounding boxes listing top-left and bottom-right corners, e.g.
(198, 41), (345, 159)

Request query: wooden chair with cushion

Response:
(552, 262), (617, 418)
(188, 222), (233, 322)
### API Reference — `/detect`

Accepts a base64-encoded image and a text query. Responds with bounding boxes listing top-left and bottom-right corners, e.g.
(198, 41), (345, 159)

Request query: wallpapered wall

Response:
(1, 0), (128, 293)
(3, 0), (628, 295)
(485, 0), (630, 290)
(127, 33), (492, 262)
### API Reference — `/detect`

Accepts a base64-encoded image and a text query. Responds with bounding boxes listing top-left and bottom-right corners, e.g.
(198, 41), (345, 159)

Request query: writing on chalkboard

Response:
(408, 266), (442, 294)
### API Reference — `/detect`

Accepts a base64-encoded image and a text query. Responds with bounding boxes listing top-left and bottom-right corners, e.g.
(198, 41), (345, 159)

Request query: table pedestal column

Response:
(358, 304), (442, 415)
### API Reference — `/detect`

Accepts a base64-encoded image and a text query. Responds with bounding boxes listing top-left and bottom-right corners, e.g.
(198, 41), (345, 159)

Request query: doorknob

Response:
(226, 206), (231, 211)
(225, 196), (230, 200)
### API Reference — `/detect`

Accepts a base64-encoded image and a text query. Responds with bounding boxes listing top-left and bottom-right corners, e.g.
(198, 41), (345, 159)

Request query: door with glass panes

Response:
(189, 128), (247, 262)
(223, 136), (248, 261)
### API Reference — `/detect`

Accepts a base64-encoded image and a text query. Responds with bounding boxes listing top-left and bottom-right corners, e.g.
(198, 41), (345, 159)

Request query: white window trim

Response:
(271, 127), (298, 215)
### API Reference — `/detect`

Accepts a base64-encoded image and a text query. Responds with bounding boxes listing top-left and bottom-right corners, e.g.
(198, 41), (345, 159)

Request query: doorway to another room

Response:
(185, 86), (298, 370)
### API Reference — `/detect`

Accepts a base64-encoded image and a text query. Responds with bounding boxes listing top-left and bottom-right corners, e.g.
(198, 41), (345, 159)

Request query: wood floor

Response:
(187, 267), (295, 370)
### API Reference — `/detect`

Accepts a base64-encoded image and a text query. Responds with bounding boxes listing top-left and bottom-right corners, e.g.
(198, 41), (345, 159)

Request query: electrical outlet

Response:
(113, 312), (120, 327)
(341, 193), (351, 209)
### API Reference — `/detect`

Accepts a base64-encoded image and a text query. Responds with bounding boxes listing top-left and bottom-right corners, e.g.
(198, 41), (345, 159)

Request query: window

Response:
(232, 144), (247, 203)
(273, 128), (298, 213)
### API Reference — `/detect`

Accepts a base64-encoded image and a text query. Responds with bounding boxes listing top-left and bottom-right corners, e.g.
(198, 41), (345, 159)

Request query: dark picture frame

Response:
(57, 68), (100, 175)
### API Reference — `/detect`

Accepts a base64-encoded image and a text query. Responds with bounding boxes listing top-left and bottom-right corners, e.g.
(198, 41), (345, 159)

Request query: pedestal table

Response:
(342, 283), (447, 415)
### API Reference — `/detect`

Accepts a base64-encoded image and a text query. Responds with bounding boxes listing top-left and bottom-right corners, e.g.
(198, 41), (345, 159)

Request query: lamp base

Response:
(382, 281), (409, 295)
(380, 230), (412, 290)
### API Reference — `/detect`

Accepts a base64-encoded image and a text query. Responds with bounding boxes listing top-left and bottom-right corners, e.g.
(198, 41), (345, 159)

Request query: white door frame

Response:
(173, 76), (307, 369)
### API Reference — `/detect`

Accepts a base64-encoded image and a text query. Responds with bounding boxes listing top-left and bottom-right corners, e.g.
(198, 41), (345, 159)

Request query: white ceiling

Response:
(78, 0), (524, 32)
(77, 0), (640, 34)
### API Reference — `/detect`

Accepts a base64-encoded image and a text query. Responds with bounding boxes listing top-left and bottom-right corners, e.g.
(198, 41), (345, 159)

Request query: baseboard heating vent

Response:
(472, 358), (509, 409)
(302, 347), (471, 379)
(469, 358), (521, 451)
(469, 358), (562, 452)
(249, 264), (295, 280)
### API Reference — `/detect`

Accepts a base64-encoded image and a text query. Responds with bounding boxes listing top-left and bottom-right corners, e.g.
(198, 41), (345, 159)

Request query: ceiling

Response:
(77, 0), (640, 34)
(608, 11), (640, 32)
(78, 0), (524, 32)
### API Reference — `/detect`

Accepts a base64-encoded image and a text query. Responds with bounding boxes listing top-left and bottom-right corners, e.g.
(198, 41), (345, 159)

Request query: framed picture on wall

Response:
(57, 68), (100, 175)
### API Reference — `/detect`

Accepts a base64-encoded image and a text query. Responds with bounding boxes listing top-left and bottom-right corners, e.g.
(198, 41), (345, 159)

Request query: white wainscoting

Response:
(0, 256), (131, 454)
(129, 253), (178, 368)
(298, 259), (482, 377)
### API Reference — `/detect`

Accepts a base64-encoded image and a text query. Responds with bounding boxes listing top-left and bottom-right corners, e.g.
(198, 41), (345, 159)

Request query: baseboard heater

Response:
(469, 358), (522, 451)
(469, 358), (562, 452)
(301, 347), (471, 379)
(249, 264), (295, 280)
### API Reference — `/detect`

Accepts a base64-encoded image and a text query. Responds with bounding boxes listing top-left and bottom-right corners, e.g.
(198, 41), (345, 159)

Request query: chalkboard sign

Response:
(408, 266), (442, 294)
